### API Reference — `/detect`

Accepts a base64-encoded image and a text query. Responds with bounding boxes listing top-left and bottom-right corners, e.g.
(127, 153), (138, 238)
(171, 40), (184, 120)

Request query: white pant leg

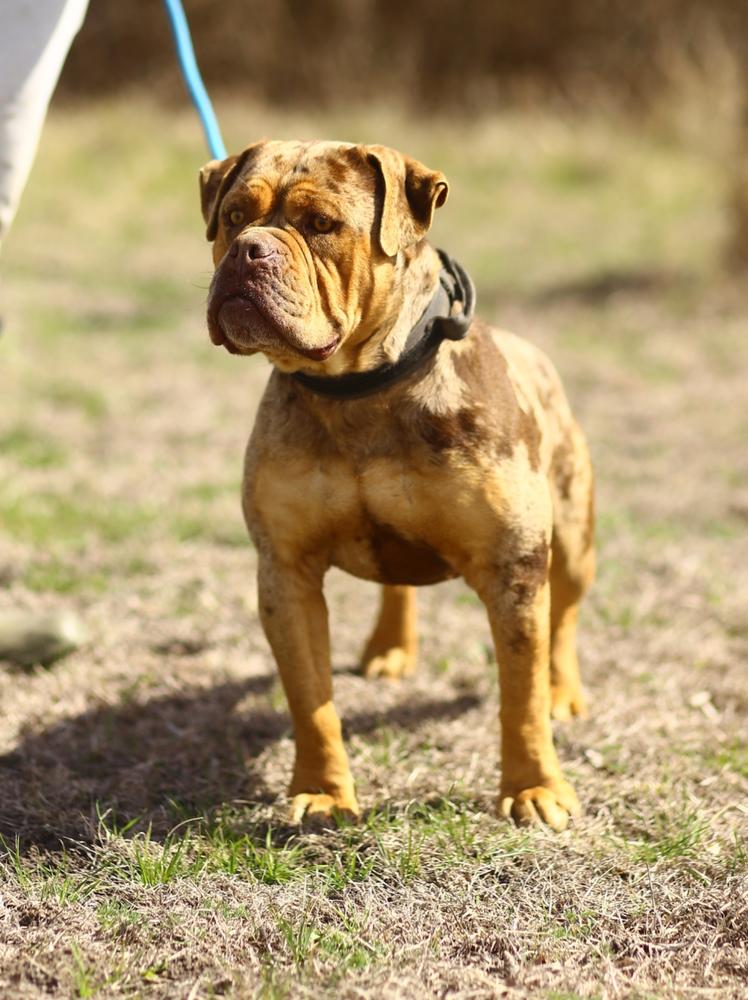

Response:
(0, 0), (89, 250)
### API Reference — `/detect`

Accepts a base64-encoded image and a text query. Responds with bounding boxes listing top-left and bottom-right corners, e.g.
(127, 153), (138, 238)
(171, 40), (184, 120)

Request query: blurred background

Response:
(57, 0), (748, 264)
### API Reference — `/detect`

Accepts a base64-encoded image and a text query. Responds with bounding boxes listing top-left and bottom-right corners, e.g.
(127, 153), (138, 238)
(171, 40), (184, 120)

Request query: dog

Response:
(200, 140), (595, 831)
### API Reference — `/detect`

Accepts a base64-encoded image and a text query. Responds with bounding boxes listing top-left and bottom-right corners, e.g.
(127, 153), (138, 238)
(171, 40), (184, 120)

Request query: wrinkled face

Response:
(200, 140), (448, 370)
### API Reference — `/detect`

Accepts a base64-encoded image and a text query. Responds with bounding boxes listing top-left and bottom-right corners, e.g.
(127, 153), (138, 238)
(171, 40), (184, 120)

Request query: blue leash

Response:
(162, 0), (227, 160)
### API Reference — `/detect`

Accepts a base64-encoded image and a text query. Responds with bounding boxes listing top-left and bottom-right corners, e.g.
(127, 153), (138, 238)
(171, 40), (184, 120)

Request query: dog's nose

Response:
(229, 233), (278, 266)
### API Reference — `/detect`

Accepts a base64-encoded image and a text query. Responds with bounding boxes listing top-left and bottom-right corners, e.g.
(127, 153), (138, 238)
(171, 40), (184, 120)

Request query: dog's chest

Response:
(249, 375), (531, 585)
(250, 437), (463, 585)
(332, 512), (456, 586)
(325, 455), (460, 586)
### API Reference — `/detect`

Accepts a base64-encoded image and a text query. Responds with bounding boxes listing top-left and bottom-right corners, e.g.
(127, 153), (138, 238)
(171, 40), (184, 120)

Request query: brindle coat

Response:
(200, 140), (595, 831)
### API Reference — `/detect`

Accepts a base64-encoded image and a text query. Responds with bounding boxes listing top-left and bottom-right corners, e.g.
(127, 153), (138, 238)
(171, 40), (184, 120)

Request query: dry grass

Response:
(0, 101), (746, 998)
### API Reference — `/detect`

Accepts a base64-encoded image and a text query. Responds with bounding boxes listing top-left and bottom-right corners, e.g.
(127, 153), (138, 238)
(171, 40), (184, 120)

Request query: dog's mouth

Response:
(209, 293), (340, 362)
(214, 294), (266, 352)
(299, 336), (340, 361)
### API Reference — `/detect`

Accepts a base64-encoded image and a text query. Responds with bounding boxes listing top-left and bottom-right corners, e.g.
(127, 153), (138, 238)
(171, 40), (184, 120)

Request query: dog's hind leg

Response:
(549, 425), (595, 721)
(360, 585), (418, 681)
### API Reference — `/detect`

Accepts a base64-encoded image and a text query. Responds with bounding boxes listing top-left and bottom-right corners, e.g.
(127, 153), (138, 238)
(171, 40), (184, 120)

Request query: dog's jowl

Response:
(200, 139), (595, 831)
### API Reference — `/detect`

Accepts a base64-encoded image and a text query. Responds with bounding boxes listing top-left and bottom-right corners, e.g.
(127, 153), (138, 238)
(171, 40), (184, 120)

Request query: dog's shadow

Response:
(0, 669), (480, 852)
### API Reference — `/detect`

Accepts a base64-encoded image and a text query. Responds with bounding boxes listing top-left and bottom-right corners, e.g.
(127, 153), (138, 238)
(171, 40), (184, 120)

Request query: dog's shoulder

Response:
(423, 318), (575, 474)
(450, 320), (569, 414)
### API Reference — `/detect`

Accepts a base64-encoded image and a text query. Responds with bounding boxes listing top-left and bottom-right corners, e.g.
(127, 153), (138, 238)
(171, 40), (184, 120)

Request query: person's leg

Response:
(0, 0), (89, 666)
(0, 0), (89, 247)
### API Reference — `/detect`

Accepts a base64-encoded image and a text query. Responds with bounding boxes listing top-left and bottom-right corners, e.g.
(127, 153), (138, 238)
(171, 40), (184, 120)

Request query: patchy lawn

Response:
(0, 100), (746, 998)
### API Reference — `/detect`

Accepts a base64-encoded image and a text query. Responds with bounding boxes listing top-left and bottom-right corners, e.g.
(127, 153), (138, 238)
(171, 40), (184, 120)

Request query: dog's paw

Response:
(288, 791), (360, 825)
(550, 685), (589, 721)
(499, 779), (580, 832)
(361, 646), (416, 681)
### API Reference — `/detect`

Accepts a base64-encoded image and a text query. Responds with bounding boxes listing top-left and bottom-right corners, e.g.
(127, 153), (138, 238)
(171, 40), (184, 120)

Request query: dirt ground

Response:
(0, 102), (746, 998)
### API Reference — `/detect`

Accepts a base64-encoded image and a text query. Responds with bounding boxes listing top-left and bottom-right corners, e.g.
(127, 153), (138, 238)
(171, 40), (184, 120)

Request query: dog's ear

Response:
(199, 141), (266, 242)
(199, 155), (239, 236)
(365, 145), (449, 257)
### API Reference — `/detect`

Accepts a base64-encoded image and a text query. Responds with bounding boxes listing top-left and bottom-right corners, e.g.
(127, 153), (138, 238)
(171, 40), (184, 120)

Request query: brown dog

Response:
(200, 140), (595, 831)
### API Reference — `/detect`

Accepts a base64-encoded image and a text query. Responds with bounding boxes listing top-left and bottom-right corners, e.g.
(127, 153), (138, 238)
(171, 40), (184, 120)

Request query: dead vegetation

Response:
(0, 102), (746, 998)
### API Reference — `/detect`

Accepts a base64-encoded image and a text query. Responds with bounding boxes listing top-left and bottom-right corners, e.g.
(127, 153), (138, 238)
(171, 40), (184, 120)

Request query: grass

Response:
(623, 809), (712, 864)
(0, 424), (69, 469)
(704, 742), (748, 779)
(202, 825), (304, 884)
(22, 557), (110, 595)
(0, 489), (156, 546)
(0, 99), (746, 998)
(41, 379), (109, 421)
(0, 486), (247, 553)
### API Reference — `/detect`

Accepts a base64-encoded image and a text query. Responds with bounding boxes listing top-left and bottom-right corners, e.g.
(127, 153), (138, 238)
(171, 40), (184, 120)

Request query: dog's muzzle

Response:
(206, 230), (339, 361)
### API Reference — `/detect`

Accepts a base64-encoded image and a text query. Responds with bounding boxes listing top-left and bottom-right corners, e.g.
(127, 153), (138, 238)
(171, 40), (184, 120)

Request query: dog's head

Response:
(200, 140), (448, 371)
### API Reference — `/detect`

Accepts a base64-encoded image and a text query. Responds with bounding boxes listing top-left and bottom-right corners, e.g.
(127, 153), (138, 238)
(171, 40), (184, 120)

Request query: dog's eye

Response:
(310, 214), (335, 234)
(228, 209), (245, 227)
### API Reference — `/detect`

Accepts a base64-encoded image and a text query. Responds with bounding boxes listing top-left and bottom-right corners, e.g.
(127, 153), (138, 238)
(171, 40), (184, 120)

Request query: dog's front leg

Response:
(472, 546), (580, 832)
(257, 552), (359, 822)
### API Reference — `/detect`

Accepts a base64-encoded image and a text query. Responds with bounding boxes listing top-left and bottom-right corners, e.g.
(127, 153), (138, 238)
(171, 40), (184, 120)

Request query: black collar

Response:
(291, 250), (476, 401)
